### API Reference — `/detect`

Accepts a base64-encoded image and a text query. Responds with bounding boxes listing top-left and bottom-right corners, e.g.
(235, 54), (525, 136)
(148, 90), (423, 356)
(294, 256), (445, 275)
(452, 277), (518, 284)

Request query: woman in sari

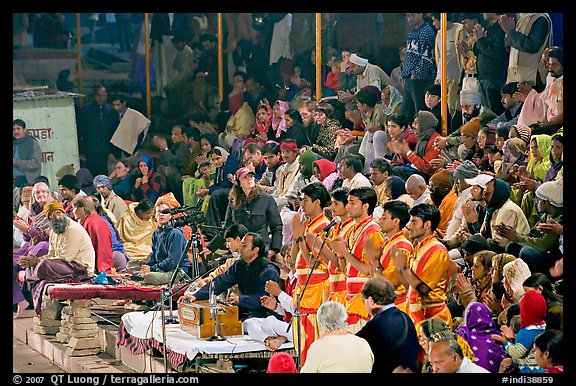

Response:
(13, 182), (54, 317)
(456, 302), (510, 373)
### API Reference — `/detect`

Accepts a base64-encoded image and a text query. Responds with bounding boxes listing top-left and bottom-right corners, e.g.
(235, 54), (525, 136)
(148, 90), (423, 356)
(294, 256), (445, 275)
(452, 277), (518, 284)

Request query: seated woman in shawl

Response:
(13, 182), (54, 318)
(304, 102), (339, 161)
(116, 199), (156, 275)
(512, 133), (559, 228)
(282, 109), (310, 149)
(251, 100), (273, 146)
(495, 137), (528, 184)
(131, 154), (165, 204)
(453, 250), (498, 313)
(270, 100), (289, 142)
(508, 134), (551, 228)
(90, 196), (130, 273)
(456, 302), (510, 373)
(493, 289), (546, 373)
(312, 159), (338, 191)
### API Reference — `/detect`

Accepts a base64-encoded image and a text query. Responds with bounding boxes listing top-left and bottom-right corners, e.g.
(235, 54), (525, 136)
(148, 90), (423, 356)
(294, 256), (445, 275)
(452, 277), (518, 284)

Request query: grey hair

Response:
(430, 336), (463, 359)
(317, 301), (348, 333)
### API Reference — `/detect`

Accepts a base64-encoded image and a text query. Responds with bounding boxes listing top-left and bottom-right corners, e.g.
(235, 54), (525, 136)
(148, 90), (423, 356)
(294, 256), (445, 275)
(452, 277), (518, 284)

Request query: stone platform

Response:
(13, 306), (173, 373)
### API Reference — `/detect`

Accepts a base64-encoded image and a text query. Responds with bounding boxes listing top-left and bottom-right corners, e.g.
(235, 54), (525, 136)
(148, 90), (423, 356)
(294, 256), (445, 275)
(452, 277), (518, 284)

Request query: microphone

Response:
(161, 206), (192, 215)
(320, 216), (341, 233)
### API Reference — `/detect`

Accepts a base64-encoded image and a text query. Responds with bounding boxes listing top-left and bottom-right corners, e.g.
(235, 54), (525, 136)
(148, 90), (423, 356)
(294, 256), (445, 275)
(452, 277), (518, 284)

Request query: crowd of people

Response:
(13, 12), (563, 374)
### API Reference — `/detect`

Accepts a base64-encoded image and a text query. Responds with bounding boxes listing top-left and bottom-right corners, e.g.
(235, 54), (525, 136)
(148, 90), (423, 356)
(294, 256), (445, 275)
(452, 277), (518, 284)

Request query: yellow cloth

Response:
(43, 217), (96, 276)
(409, 243), (452, 306)
(225, 102), (255, 140)
(110, 108), (151, 155)
(436, 189), (459, 239)
(116, 201), (157, 261)
(373, 182), (388, 206)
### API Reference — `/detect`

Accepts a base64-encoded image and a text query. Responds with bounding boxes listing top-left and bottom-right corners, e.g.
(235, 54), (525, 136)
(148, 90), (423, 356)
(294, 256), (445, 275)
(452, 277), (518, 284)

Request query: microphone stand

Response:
(143, 254), (228, 315)
(292, 231), (326, 370)
(207, 280), (226, 341)
(163, 232), (196, 324)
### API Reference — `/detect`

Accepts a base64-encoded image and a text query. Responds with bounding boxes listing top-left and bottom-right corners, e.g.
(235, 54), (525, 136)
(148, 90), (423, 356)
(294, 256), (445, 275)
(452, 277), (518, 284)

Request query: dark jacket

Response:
(208, 156), (240, 195)
(146, 224), (189, 273)
(194, 255), (281, 320)
(356, 305), (419, 373)
(280, 124), (311, 148)
(209, 190), (283, 253)
(76, 102), (120, 176)
(13, 134), (42, 185)
(474, 19), (509, 83)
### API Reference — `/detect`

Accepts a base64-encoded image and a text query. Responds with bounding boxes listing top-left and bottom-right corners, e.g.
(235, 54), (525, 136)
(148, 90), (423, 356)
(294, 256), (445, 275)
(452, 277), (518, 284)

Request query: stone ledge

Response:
(13, 316), (135, 374)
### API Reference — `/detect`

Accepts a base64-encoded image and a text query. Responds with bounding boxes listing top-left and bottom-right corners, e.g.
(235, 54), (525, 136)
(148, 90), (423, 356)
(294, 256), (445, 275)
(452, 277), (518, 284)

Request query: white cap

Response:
(464, 174), (494, 189)
(349, 53), (369, 67)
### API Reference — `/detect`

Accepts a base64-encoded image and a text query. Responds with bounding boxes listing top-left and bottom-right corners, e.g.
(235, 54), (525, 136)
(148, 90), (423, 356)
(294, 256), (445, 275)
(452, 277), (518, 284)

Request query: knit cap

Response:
(429, 169), (453, 190)
(535, 179), (563, 207)
(512, 125), (532, 145)
(416, 110), (439, 131)
(461, 117), (483, 137)
(452, 160), (479, 180)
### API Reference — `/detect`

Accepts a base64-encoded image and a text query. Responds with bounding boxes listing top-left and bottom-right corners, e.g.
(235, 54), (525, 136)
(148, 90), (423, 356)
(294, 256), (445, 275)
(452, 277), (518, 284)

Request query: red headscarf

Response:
(313, 159), (337, 181)
(254, 101), (272, 134)
(519, 289), (547, 329)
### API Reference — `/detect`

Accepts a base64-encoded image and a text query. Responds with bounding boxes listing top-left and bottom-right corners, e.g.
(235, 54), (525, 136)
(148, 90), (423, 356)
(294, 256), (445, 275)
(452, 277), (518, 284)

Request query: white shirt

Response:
(411, 188), (432, 208)
(457, 357), (490, 373)
(343, 173), (372, 190)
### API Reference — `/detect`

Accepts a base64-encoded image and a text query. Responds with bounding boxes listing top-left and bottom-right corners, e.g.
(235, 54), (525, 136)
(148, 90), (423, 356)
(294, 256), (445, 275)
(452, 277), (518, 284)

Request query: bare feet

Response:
(13, 299), (29, 319)
(112, 299), (130, 306)
(264, 335), (287, 351)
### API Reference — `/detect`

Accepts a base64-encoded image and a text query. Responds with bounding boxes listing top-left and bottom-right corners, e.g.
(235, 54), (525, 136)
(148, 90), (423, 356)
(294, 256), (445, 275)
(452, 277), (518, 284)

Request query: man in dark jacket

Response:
(356, 276), (419, 373)
(76, 86), (120, 177)
(180, 232), (281, 321)
(13, 119), (42, 187)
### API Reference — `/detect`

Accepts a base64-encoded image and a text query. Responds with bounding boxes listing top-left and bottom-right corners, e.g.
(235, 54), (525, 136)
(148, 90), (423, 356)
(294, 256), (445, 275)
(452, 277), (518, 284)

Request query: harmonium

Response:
(178, 300), (243, 338)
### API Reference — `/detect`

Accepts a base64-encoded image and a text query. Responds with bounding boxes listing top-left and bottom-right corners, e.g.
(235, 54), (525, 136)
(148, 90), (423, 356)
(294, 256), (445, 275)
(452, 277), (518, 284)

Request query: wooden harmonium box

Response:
(178, 300), (243, 338)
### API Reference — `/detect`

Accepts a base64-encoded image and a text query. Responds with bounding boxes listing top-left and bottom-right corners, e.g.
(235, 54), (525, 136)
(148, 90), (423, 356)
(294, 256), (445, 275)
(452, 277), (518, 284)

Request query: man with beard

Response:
(432, 90), (497, 169)
(428, 169), (458, 239)
(19, 200), (95, 315)
(532, 47), (563, 135)
(298, 100), (317, 144)
(463, 175), (530, 253)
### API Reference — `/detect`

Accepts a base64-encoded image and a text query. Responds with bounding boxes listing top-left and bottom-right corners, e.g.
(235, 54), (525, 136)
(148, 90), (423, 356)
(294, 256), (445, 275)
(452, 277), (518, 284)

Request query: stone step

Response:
(13, 315), (137, 373)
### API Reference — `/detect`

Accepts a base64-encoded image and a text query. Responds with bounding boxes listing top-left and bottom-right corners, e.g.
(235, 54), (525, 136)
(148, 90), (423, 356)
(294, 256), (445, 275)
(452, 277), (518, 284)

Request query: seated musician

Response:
(178, 232), (281, 323)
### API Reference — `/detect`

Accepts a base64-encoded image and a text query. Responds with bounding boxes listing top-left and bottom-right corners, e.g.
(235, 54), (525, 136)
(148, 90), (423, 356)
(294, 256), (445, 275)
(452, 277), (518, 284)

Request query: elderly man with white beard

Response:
(19, 200), (95, 315)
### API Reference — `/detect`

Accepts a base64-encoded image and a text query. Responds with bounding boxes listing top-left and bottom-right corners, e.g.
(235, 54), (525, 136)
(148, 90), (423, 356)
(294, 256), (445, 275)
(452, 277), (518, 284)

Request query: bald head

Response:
(405, 174), (428, 201)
